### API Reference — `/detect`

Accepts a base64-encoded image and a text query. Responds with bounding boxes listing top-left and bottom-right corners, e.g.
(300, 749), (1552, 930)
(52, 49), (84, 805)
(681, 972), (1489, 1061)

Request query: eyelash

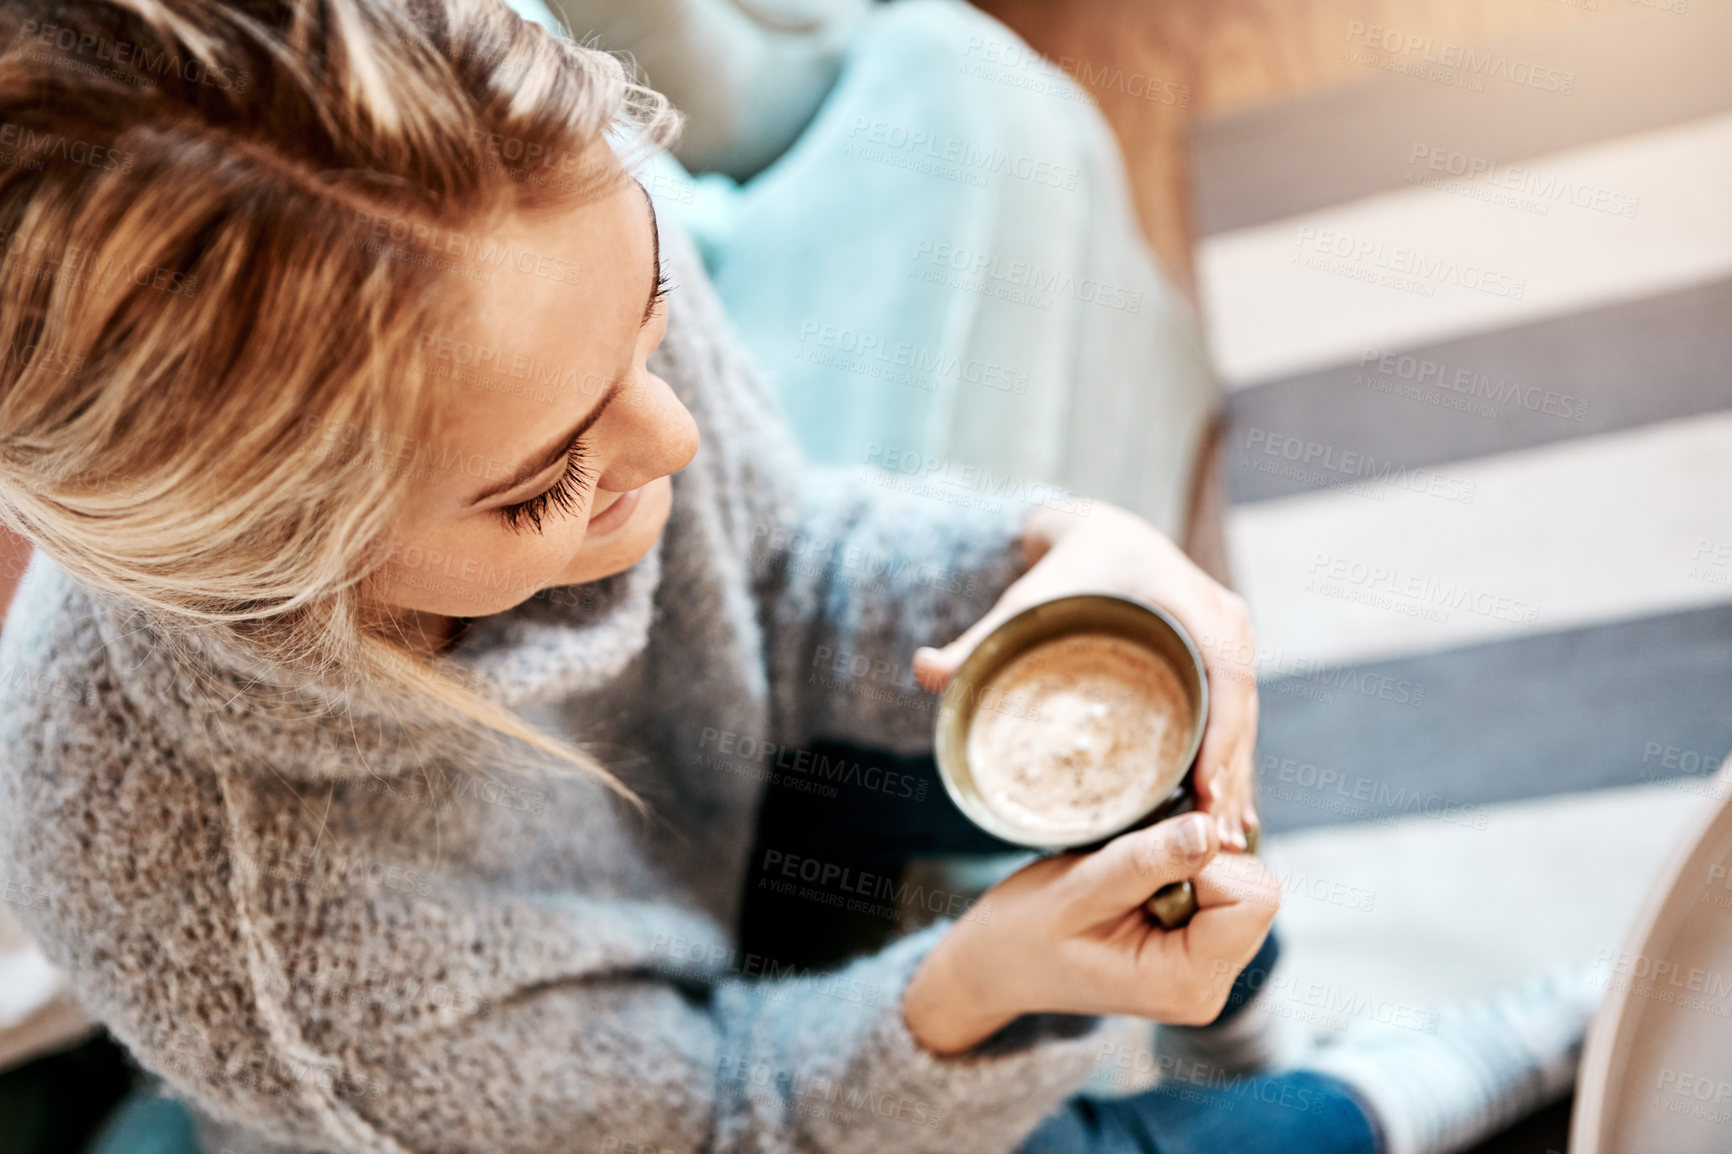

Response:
(649, 266), (673, 316)
(496, 437), (596, 536)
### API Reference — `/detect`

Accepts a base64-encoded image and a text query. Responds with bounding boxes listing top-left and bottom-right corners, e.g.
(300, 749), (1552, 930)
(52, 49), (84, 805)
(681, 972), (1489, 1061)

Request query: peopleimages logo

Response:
(20, 19), (250, 92)
(0, 122), (133, 172)
(1357, 350), (1589, 422)
(1306, 551), (1540, 627)
(845, 117), (1080, 190)
(1293, 227), (1527, 300)
(1597, 948), (1732, 1000)
(910, 240), (1144, 313)
(864, 444), (1093, 515)
(696, 728), (930, 802)
(1242, 427), (1478, 504)
(794, 320), (1031, 394)
(1261, 755), (1488, 830)
(1405, 144), (1640, 220)
(756, 849), (988, 926)
(1344, 21), (1575, 94)
(957, 34), (1192, 108)
(352, 210), (584, 286)
(0, 227), (199, 296)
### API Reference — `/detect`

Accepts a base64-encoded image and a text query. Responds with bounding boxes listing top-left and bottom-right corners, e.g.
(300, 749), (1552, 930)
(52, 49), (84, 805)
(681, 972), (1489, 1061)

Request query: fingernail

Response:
(1225, 819), (1248, 853)
(1176, 813), (1209, 856)
(1207, 766), (1227, 797)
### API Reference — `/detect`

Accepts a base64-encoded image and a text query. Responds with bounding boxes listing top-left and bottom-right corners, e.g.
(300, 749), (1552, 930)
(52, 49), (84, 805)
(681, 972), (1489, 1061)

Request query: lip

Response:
(585, 486), (641, 535)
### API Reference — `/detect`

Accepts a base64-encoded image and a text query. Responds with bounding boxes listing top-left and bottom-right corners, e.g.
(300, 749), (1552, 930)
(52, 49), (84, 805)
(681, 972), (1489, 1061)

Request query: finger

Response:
(1197, 667), (1258, 848)
(1243, 781), (1262, 845)
(1230, 742), (1261, 848)
(1211, 740), (1257, 853)
(1195, 783), (1246, 853)
(1194, 725), (1249, 852)
(911, 646), (957, 694)
(1230, 697), (1262, 846)
(1063, 812), (1218, 921)
(1194, 680), (1245, 798)
(1168, 859), (1281, 994)
(1122, 859), (1279, 1020)
(1209, 681), (1257, 782)
(912, 598), (1023, 693)
(1195, 601), (1259, 795)
(1181, 923), (1279, 1018)
(1190, 853), (1282, 915)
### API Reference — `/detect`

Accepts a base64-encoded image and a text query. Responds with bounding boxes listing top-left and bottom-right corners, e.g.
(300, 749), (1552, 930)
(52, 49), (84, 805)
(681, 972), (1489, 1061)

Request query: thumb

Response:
(913, 607), (1015, 693)
(1063, 812), (1218, 922)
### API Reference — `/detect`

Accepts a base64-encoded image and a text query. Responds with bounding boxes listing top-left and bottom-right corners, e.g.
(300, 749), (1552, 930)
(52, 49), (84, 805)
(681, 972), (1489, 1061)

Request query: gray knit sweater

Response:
(0, 222), (1110, 1154)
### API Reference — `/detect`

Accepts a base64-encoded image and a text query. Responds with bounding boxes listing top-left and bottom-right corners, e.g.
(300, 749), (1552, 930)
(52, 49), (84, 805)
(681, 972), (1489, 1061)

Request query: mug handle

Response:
(1142, 824), (1260, 929)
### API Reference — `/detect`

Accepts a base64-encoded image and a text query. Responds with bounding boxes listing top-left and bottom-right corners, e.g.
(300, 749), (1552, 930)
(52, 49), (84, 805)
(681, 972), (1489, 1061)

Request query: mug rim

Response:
(933, 592), (1210, 851)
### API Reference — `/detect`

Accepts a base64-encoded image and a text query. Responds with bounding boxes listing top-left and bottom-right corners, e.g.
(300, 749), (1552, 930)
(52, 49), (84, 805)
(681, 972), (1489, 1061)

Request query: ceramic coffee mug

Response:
(933, 593), (1225, 928)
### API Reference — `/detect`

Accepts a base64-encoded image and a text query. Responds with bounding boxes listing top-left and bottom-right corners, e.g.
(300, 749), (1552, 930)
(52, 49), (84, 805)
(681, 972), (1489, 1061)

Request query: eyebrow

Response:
(464, 180), (662, 509)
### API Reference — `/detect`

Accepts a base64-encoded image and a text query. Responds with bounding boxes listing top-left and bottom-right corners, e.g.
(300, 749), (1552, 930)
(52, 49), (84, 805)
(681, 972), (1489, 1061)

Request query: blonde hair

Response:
(0, 0), (679, 790)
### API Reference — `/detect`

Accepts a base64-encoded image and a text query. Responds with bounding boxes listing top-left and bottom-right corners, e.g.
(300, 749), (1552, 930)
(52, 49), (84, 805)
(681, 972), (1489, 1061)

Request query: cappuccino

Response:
(966, 632), (1193, 839)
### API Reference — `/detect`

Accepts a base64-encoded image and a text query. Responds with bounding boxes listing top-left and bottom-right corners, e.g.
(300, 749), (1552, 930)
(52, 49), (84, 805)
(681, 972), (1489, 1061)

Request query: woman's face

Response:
(368, 149), (699, 643)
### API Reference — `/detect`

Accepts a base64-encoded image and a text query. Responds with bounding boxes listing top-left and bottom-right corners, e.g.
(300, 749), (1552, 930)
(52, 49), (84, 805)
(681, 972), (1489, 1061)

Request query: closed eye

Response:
(495, 436), (596, 535)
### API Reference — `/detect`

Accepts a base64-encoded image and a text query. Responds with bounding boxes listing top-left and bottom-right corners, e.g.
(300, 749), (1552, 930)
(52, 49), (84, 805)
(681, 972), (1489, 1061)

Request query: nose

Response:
(593, 372), (700, 493)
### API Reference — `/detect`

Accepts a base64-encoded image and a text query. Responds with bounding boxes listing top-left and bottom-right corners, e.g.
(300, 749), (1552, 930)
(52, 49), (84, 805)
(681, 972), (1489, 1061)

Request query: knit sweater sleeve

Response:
(750, 466), (1031, 753)
(0, 661), (1107, 1154)
(0, 547), (1113, 1154)
(333, 915), (1108, 1154)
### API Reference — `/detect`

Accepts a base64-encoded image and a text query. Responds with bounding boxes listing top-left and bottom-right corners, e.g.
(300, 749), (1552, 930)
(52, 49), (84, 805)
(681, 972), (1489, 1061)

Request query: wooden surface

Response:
(1147, 0), (1607, 115)
(971, 0), (1619, 295)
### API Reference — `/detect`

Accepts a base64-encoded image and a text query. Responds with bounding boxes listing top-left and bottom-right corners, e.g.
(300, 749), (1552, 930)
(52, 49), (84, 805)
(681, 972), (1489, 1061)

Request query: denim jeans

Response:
(1015, 1067), (1381, 1154)
(740, 740), (1385, 1154)
(1014, 924), (1382, 1154)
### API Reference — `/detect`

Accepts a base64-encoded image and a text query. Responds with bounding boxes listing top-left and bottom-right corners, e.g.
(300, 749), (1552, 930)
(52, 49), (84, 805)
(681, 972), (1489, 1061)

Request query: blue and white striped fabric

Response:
(1193, 3), (1732, 1020)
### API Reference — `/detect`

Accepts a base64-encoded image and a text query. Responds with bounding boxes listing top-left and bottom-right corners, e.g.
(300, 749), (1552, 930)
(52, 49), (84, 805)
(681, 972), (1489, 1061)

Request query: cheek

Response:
(378, 517), (584, 618)
(551, 473), (671, 587)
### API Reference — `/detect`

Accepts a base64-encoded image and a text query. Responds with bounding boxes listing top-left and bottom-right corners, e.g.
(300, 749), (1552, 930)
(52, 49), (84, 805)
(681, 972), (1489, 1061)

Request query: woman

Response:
(0, 2), (1593, 1153)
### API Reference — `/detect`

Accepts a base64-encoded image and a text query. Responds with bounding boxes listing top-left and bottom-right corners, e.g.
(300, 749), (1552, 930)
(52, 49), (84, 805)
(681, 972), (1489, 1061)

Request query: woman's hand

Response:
(913, 502), (1262, 850)
(902, 812), (1281, 1054)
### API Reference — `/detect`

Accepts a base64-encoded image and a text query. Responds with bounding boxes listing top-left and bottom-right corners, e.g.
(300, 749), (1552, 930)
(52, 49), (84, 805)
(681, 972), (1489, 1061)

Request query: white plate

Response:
(1573, 759), (1732, 1153)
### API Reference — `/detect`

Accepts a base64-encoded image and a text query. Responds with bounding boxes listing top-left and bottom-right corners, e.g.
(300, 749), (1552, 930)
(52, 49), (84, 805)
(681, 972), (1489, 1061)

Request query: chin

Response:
(552, 474), (674, 588)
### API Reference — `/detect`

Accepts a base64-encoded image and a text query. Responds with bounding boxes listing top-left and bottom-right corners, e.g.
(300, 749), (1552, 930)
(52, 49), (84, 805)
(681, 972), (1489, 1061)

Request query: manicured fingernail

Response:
(1207, 766), (1226, 797)
(1176, 813), (1209, 856)
(1225, 820), (1248, 853)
